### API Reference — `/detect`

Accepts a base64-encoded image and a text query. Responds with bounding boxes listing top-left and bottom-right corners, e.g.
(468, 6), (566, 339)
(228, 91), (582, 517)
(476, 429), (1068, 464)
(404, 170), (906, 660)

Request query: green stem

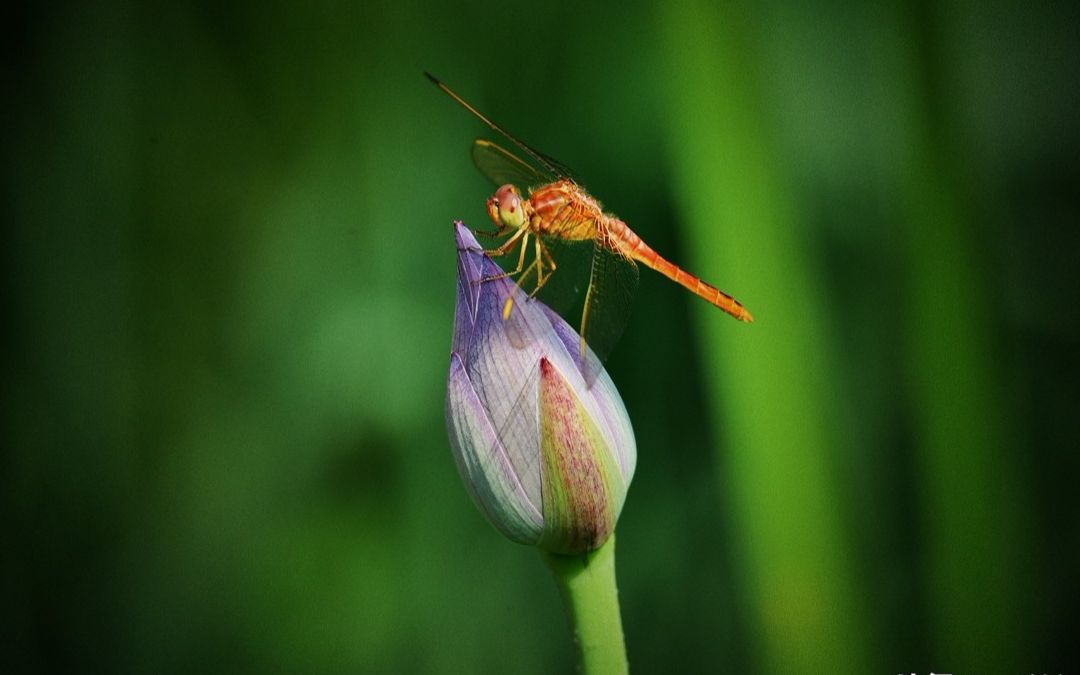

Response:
(542, 534), (627, 674)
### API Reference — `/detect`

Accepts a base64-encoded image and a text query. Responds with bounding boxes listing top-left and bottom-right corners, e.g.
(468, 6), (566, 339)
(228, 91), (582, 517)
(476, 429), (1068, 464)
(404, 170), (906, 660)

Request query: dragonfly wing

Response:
(578, 235), (639, 383)
(471, 138), (550, 191)
(529, 236), (594, 313)
(427, 73), (577, 182)
(493, 230), (637, 383)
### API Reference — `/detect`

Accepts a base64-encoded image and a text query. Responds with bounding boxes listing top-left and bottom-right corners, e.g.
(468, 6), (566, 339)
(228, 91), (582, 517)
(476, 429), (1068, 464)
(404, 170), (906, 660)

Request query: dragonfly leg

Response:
(528, 238), (558, 298)
(513, 235), (545, 293)
(517, 257), (540, 289)
(501, 252), (543, 320)
(473, 224), (508, 238)
(483, 225), (527, 257)
(534, 234), (544, 288)
(540, 237), (557, 275)
(481, 231), (529, 283)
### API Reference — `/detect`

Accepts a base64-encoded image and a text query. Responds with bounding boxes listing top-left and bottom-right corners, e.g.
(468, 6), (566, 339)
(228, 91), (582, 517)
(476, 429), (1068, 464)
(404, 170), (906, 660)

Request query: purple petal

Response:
(447, 221), (636, 541)
(446, 353), (543, 542)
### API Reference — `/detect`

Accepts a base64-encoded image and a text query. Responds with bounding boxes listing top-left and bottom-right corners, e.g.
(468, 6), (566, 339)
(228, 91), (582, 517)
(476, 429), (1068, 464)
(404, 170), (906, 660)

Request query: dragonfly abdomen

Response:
(608, 218), (753, 323)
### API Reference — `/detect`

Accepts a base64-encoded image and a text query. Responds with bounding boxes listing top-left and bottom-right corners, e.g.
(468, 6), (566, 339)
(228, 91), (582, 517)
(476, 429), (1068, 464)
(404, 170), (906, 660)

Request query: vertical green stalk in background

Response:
(659, 2), (870, 673)
(893, 4), (1025, 670)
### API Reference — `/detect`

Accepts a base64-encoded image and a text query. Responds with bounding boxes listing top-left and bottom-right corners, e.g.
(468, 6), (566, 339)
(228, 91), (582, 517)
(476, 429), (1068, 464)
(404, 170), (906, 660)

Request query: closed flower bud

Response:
(445, 222), (637, 554)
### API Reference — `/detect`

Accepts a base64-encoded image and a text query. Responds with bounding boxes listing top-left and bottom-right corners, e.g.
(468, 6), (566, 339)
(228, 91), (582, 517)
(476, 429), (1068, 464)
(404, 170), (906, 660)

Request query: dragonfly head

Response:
(488, 184), (526, 230)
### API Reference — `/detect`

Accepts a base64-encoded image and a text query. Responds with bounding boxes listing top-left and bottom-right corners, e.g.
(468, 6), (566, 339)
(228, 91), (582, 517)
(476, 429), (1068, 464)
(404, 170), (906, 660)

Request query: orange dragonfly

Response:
(427, 73), (752, 366)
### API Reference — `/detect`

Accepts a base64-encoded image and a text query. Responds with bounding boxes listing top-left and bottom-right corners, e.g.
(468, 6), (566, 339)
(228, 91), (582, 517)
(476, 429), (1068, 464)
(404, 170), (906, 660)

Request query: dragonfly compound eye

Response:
(494, 184), (525, 229)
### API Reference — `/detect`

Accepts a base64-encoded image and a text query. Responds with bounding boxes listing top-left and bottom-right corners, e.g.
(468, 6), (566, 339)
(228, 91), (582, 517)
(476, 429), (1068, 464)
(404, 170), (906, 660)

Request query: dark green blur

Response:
(4, 1), (1077, 673)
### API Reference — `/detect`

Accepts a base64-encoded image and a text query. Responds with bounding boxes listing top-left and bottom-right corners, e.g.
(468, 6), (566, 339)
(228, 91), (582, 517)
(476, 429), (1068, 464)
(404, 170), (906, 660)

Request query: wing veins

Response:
(426, 72), (577, 182)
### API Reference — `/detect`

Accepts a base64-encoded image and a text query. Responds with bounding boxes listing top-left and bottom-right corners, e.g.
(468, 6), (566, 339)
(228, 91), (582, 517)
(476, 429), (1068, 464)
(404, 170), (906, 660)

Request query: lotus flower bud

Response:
(445, 222), (637, 554)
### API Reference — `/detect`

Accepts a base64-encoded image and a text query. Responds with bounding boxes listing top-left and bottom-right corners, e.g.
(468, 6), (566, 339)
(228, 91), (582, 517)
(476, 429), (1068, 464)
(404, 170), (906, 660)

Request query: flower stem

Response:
(542, 534), (628, 674)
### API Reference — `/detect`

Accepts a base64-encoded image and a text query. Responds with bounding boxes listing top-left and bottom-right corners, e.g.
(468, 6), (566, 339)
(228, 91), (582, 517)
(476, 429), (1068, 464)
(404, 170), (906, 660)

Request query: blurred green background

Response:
(4, 1), (1078, 673)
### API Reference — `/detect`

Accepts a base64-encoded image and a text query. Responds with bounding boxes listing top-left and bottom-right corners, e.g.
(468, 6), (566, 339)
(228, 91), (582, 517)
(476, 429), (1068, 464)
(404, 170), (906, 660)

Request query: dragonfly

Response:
(427, 72), (752, 369)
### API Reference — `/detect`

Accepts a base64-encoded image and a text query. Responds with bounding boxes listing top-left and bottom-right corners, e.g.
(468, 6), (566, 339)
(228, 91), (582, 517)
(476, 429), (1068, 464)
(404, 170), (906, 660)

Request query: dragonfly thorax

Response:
(488, 184), (529, 230)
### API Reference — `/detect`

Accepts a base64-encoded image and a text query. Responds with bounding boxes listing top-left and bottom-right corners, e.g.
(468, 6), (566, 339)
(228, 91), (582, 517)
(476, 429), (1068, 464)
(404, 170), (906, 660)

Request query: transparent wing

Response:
(471, 139), (551, 191)
(426, 72), (584, 188)
(426, 72), (578, 182)
(578, 235), (639, 383)
(493, 228), (638, 384)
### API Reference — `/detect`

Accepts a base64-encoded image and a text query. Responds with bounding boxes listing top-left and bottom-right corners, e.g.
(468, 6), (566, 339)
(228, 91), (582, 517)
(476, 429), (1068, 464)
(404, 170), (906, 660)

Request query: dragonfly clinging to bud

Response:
(427, 72), (752, 370)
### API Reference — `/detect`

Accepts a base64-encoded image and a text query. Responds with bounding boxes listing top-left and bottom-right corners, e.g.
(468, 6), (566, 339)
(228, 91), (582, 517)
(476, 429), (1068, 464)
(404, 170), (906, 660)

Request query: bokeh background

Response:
(4, 1), (1078, 673)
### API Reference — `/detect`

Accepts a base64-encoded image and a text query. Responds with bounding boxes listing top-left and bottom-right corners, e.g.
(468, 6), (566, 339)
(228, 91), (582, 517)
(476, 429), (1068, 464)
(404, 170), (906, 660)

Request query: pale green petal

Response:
(536, 357), (625, 554)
